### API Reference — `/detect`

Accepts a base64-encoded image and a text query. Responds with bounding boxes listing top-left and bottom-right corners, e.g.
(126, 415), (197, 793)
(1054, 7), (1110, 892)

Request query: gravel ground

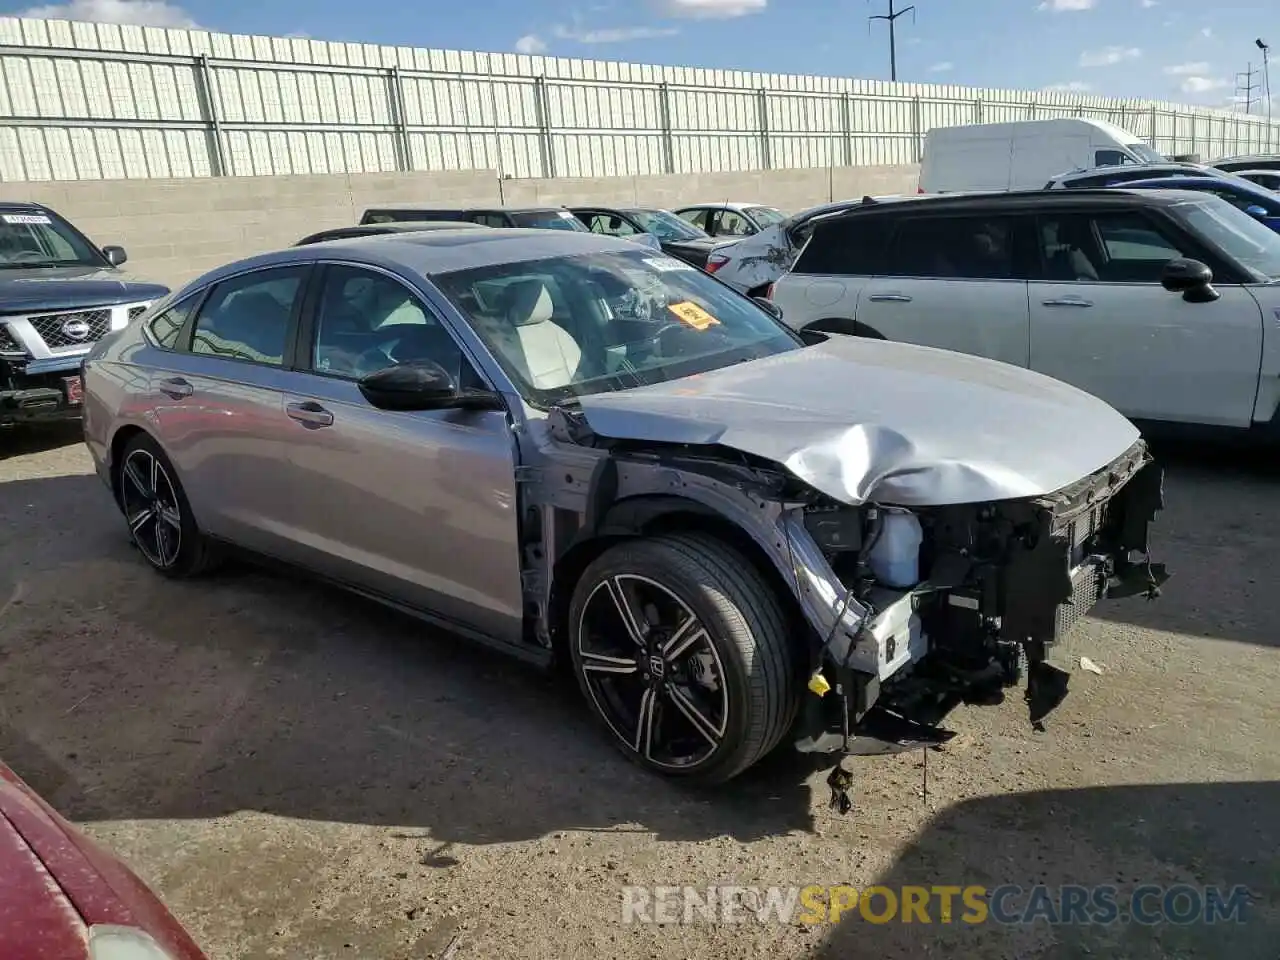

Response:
(1, 423), (1277, 959)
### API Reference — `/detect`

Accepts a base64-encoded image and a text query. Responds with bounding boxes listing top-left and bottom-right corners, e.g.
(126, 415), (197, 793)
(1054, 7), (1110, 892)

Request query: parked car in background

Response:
(361, 206), (590, 232)
(0, 759), (209, 959)
(80, 228), (1164, 783)
(1045, 162), (1219, 189)
(569, 206), (724, 268)
(0, 202), (168, 428)
(296, 220), (491, 246)
(1234, 169), (1280, 191)
(672, 202), (786, 238)
(920, 117), (1164, 193)
(769, 188), (1280, 439)
(1210, 154), (1280, 174)
(1117, 176), (1280, 232)
(704, 196), (916, 296)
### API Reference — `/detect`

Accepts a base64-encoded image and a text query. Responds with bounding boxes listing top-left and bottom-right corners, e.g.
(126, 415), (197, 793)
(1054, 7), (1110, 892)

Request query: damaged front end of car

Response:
(790, 437), (1168, 766)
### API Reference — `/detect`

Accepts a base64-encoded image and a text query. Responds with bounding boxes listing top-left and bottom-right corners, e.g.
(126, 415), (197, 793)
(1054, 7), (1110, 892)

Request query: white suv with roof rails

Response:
(768, 188), (1280, 439)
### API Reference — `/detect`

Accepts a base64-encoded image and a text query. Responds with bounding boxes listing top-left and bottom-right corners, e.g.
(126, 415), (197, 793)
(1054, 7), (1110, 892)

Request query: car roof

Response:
(677, 202), (769, 211)
(1234, 168), (1280, 176)
(811, 187), (1209, 223)
(189, 228), (633, 290)
(0, 200), (51, 211)
(1214, 153), (1280, 164)
(365, 205), (567, 214)
(1051, 162), (1204, 181)
(319, 221), (490, 234)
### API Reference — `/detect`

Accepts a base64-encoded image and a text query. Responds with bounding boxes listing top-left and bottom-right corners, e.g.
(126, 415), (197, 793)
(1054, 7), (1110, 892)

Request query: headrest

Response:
(503, 278), (555, 327)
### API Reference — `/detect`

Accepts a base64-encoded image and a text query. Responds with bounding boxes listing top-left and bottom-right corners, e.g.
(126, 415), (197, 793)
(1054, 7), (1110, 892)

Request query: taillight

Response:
(705, 253), (730, 274)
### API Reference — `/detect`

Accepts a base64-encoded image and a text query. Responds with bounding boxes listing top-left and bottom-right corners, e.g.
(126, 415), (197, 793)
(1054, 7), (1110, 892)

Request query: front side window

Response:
(1037, 212), (1185, 283)
(716, 211), (753, 237)
(884, 216), (1021, 280)
(0, 208), (106, 268)
(311, 265), (469, 382)
(585, 213), (639, 237)
(190, 267), (307, 366)
(679, 209), (712, 231)
(625, 209), (706, 242)
(433, 249), (800, 407)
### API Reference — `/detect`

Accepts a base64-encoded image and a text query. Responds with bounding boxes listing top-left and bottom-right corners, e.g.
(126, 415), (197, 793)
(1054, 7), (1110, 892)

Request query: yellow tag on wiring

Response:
(808, 670), (832, 697)
(668, 301), (721, 331)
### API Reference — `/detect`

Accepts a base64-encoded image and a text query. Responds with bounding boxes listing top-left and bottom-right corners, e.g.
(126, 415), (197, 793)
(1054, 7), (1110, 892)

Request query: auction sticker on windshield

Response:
(2, 214), (51, 224)
(644, 257), (695, 273)
(668, 301), (720, 330)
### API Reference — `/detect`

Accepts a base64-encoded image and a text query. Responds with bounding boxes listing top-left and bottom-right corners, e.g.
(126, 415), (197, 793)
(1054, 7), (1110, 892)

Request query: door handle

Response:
(157, 376), (193, 399)
(868, 293), (914, 303)
(286, 400), (335, 428)
(1042, 297), (1094, 308)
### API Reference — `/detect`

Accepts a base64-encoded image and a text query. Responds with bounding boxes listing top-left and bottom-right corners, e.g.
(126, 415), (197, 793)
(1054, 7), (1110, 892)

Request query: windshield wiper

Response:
(0, 259), (91, 269)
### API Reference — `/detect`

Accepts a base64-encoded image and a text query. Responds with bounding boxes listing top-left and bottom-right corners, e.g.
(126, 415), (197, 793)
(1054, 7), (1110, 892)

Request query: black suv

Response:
(360, 206), (590, 232)
(0, 203), (169, 426)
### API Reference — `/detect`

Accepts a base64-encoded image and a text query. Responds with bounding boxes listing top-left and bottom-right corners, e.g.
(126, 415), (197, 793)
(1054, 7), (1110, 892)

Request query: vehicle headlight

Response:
(88, 926), (179, 960)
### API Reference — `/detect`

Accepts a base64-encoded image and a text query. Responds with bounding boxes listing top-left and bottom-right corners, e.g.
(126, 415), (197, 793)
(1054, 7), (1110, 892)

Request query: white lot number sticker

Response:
(643, 256), (695, 273)
(2, 214), (50, 225)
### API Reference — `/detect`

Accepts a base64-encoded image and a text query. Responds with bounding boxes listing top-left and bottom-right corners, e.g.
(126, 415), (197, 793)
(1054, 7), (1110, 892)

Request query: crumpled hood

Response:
(574, 336), (1140, 507)
(0, 267), (169, 315)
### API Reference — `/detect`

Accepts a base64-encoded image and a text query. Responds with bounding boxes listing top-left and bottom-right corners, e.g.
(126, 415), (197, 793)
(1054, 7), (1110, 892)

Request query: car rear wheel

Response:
(117, 433), (219, 578)
(568, 533), (799, 783)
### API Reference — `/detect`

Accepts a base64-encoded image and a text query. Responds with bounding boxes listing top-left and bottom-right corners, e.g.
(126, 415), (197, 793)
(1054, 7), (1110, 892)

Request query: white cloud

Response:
(1163, 61), (1209, 75)
(1181, 75), (1228, 93)
(1200, 26), (1213, 38)
(1139, 0), (1157, 7)
(515, 33), (547, 54)
(653, 0), (766, 19)
(18, 0), (199, 27)
(928, 61), (953, 73)
(1043, 80), (1093, 92)
(552, 23), (679, 42)
(1037, 0), (1095, 11)
(1079, 45), (1141, 67)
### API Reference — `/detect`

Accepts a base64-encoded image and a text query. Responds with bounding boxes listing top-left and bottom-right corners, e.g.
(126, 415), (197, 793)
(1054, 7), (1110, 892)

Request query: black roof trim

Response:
(815, 188), (1194, 223)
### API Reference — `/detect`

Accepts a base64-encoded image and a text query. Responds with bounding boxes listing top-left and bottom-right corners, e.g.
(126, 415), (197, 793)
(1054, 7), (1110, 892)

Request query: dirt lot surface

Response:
(1, 424), (1277, 960)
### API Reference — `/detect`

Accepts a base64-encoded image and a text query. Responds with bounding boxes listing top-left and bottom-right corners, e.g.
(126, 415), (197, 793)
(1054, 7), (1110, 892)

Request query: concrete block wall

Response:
(6, 163), (920, 289)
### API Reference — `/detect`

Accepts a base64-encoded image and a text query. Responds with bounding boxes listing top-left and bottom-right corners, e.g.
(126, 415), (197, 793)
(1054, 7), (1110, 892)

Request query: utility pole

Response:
(1257, 39), (1272, 124)
(1236, 62), (1260, 114)
(868, 0), (916, 83)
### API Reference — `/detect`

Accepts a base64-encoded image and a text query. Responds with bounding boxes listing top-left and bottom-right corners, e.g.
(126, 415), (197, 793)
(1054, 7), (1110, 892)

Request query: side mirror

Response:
(357, 360), (503, 412)
(752, 296), (783, 320)
(1160, 257), (1219, 303)
(1245, 204), (1269, 219)
(102, 245), (127, 267)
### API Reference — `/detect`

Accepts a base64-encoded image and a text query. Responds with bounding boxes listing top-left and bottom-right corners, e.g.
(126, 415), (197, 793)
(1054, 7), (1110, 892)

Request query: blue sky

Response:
(7, 0), (1279, 108)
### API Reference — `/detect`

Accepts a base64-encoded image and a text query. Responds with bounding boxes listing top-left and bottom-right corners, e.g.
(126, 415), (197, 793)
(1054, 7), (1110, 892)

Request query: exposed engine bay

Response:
(793, 437), (1168, 756)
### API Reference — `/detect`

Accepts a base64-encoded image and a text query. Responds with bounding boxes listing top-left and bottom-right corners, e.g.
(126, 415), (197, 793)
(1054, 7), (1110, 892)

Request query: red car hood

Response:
(0, 763), (207, 959)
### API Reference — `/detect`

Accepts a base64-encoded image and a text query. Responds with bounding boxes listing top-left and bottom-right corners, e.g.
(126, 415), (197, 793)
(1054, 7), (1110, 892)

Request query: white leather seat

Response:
(501, 279), (582, 390)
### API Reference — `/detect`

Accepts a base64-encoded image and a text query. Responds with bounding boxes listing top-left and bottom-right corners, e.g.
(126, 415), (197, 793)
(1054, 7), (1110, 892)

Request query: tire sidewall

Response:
(568, 539), (761, 782)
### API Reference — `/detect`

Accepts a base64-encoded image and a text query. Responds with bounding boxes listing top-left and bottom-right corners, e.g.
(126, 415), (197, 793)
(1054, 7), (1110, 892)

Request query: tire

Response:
(567, 533), (799, 783)
(116, 432), (220, 578)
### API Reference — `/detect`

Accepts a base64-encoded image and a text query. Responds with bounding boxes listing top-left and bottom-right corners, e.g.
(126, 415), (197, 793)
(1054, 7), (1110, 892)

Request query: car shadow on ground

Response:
(0, 473), (831, 848)
(0, 421), (84, 459)
(807, 779), (1277, 959)
(1080, 439), (1280, 650)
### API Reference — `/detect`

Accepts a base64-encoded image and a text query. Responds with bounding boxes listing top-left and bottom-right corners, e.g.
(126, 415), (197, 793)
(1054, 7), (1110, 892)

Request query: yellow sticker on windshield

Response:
(668, 301), (720, 331)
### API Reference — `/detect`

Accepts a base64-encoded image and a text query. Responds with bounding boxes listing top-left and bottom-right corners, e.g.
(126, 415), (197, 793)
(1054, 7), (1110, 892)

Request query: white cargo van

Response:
(918, 118), (1165, 193)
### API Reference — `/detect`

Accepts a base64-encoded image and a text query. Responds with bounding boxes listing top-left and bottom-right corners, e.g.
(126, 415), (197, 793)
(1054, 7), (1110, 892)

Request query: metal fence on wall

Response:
(0, 15), (1277, 183)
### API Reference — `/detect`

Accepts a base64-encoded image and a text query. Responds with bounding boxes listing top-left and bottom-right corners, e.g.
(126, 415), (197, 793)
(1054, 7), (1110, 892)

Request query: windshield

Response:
(625, 209), (708, 242)
(512, 210), (590, 232)
(0, 209), (106, 269)
(1128, 143), (1166, 164)
(746, 206), (786, 226)
(433, 248), (801, 408)
(1173, 197), (1280, 281)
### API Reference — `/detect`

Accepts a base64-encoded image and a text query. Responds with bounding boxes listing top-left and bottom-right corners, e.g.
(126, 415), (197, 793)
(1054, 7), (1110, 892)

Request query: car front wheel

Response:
(116, 433), (219, 578)
(568, 533), (799, 783)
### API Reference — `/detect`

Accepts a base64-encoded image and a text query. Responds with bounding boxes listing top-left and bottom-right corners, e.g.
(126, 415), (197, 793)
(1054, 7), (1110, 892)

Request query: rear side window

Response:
(190, 266), (308, 366)
(147, 296), (199, 350)
(882, 215), (1024, 280)
(792, 216), (893, 276)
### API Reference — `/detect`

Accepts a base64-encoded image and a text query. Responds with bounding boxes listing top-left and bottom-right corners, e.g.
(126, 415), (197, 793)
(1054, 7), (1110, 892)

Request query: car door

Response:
(855, 213), (1033, 368)
(147, 264), (312, 556)
(1027, 207), (1263, 427)
(270, 261), (524, 645)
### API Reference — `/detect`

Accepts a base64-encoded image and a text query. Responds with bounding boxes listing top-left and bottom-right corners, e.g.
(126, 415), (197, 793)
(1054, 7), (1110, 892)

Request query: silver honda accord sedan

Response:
(81, 229), (1168, 785)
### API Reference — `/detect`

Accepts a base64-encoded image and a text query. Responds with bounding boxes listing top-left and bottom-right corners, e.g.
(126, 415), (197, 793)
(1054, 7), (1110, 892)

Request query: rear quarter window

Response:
(792, 216), (893, 276)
